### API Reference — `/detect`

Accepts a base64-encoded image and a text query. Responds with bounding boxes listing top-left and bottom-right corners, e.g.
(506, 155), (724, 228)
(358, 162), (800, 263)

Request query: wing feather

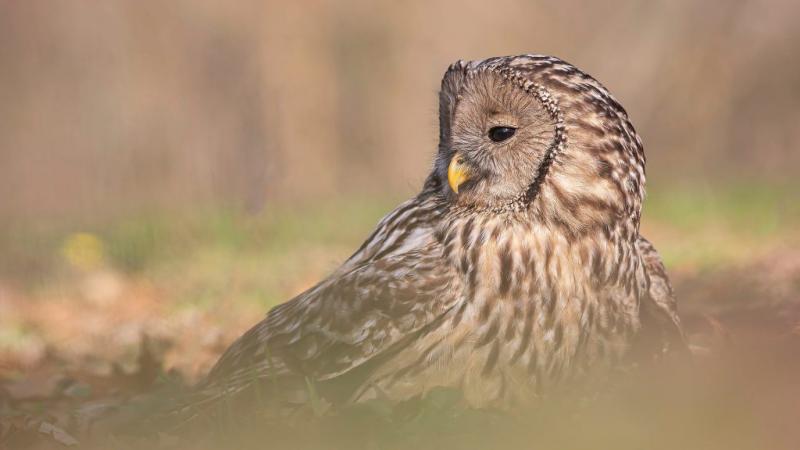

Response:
(636, 235), (688, 355)
(200, 248), (459, 400)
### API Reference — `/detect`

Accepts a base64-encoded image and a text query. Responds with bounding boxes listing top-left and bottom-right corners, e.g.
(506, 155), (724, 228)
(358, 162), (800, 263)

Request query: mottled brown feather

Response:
(182, 54), (686, 415)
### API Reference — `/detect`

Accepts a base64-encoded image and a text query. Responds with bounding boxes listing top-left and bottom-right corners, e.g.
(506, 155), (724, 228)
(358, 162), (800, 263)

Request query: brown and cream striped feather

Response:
(186, 54), (686, 413)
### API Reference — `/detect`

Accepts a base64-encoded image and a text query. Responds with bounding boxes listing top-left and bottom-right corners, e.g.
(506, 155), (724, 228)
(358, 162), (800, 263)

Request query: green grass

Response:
(1, 184), (797, 305)
(644, 183), (799, 236)
(642, 182), (799, 268)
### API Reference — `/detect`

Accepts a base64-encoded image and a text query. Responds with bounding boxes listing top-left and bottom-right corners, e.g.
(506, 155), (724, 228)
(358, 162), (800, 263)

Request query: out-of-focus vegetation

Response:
(0, 184), (797, 316)
(643, 183), (800, 267)
(2, 1), (800, 222)
(1, 0), (799, 448)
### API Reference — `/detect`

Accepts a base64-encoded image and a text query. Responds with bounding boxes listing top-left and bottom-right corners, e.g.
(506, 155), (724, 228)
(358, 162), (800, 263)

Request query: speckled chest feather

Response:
(356, 212), (646, 407)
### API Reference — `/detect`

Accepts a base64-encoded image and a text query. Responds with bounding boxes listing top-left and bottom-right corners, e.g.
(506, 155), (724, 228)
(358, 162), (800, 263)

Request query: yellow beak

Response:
(447, 152), (471, 193)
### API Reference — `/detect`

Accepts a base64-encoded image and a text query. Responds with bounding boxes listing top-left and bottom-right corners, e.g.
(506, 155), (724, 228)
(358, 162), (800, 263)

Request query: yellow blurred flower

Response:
(61, 232), (105, 271)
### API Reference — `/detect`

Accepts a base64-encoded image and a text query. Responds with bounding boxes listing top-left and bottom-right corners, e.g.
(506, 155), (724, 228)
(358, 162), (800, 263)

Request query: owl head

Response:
(432, 55), (646, 236)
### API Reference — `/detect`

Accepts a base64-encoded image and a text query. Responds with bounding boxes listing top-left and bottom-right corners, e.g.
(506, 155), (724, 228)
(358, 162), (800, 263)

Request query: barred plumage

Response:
(190, 54), (685, 413)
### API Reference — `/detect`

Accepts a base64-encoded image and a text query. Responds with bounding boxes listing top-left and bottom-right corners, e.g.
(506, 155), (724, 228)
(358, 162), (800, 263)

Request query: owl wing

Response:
(195, 243), (460, 407)
(636, 235), (688, 356)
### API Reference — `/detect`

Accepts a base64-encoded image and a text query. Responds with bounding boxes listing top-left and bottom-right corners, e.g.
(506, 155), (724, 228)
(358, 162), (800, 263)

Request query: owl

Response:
(190, 55), (686, 413)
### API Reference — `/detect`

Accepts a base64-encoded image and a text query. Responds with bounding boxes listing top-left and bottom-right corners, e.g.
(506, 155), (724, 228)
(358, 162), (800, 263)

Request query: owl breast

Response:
(356, 214), (642, 408)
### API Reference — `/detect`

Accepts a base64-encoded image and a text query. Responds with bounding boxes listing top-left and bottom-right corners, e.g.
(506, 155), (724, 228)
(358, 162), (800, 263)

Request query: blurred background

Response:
(0, 2), (799, 446)
(3, 0), (800, 220)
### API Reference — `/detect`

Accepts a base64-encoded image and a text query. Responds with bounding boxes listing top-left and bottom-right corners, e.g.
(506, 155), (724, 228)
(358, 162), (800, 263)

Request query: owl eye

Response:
(488, 126), (516, 142)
